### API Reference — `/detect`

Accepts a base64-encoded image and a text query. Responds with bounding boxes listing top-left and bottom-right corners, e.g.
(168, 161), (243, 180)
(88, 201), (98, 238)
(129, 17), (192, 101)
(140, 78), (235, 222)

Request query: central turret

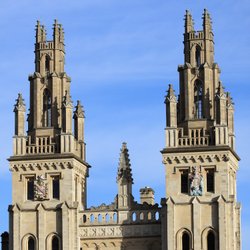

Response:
(13, 20), (86, 161)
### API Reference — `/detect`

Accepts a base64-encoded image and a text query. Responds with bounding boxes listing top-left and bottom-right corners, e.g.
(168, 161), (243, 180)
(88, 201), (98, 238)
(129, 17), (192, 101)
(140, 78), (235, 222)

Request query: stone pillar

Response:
(166, 198), (175, 250)
(37, 204), (45, 250)
(192, 197), (201, 249)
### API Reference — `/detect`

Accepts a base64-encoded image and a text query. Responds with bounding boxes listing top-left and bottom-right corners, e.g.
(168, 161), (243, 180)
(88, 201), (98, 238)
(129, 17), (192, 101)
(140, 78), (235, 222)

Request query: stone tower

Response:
(8, 21), (89, 250)
(161, 10), (241, 250)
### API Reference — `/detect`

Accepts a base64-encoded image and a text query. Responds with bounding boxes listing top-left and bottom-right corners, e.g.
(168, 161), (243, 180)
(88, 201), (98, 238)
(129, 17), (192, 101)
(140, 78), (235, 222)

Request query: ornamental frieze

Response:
(79, 224), (161, 239)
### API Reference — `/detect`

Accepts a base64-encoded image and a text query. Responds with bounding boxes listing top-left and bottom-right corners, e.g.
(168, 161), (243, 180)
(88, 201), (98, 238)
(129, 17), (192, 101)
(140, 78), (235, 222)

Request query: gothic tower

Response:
(8, 21), (89, 250)
(161, 10), (241, 250)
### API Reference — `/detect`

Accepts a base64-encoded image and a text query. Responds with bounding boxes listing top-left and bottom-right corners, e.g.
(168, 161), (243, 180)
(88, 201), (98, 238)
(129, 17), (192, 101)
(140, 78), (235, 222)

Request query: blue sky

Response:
(0, 0), (249, 248)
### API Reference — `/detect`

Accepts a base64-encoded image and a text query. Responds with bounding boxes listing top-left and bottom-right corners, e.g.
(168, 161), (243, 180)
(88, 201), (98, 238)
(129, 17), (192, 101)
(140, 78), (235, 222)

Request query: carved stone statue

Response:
(189, 166), (203, 196)
(34, 175), (48, 200)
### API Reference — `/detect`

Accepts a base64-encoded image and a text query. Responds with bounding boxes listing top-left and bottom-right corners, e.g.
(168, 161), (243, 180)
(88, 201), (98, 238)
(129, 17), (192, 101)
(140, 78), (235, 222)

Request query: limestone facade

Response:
(6, 10), (241, 250)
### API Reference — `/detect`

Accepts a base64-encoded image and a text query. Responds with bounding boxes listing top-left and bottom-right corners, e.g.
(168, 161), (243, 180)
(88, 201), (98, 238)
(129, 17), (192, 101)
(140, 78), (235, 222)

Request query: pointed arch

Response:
(21, 233), (37, 250)
(52, 235), (59, 250)
(46, 233), (61, 250)
(207, 231), (215, 250)
(194, 80), (203, 119)
(28, 237), (35, 250)
(182, 232), (190, 250)
(201, 227), (218, 250)
(176, 228), (193, 250)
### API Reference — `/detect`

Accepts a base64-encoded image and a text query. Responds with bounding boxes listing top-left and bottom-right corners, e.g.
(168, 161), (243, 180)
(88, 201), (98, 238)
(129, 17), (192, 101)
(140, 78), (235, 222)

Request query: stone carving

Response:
(34, 175), (48, 200)
(189, 166), (203, 196)
(79, 224), (161, 239)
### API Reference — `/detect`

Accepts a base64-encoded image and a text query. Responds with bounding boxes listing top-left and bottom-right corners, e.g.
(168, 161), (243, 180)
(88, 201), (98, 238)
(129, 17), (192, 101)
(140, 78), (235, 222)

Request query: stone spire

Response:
(117, 142), (133, 183)
(117, 142), (134, 210)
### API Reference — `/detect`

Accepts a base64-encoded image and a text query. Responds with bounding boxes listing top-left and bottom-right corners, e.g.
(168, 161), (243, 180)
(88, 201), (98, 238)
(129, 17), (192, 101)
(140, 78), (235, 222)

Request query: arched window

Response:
(207, 231), (215, 250)
(43, 89), (52, 127)
(132, 212), (136, 222)
(195, 45), (201, 67)
(52, 236), (59, 250)
(28, 237), (35, 250)
(105, 213), (110, 222)
(194, 80), (203, 119)
(182, 232), (190, 250)
(45, 55), (50, 73)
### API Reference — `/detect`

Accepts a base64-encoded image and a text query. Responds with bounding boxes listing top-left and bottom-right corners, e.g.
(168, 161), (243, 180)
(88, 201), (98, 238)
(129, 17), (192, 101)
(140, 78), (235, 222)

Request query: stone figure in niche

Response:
(34, 175), (48, 200)
(189, 166), (203, 196)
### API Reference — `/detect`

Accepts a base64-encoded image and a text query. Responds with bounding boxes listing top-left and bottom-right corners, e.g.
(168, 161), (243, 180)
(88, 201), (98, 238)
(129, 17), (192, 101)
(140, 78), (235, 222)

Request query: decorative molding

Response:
(163, 153), (230, 165)
(79, 224), (161, 239)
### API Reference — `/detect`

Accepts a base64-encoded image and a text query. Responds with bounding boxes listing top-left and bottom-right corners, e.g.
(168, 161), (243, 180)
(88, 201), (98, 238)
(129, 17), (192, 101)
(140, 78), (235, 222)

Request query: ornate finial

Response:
(117, 142), (133, 183)
(59, 24), (64, 42)
(185, 10), (194, 33)
(203, 8), (212, 32)
(165, 84), (177, 103)
(227, 92), (234, 106)
(216, 82), (227, 102)
(218, 81), (225, 95)
(14, 93), (26, 112)
(53, 19), (64, 43)
(35, 21), (46, 43)
(168, 84), (174, 96)
(73, 100), (85, 118)
(63, 90), (73, 108)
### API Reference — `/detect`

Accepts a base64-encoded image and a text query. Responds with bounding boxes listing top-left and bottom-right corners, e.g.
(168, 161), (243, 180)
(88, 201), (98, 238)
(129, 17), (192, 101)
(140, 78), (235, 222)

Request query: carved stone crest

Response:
(34, 175), (48, 200)
(189, 166), (203, 196)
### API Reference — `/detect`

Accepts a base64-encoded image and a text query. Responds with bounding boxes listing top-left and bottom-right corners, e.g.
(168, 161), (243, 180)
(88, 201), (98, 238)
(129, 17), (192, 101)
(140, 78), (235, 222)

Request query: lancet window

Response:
(195, 45), (201, 67)
(207, 231), (215, 250)
(194, 80), (203, 119)
(182, 232), (190, 250)
(43, 89), (52, 127)
(28, 237), (35, 250)
(52, 236), (59, 250)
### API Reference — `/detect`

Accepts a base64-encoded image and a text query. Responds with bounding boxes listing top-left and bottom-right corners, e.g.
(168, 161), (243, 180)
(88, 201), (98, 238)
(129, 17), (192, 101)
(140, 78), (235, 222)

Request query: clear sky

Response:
(0, 0), (249, 249)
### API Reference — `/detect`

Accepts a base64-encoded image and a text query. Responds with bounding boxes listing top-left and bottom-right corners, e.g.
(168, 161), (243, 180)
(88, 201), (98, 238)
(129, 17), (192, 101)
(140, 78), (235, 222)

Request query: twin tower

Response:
(7, 10), (241, 250)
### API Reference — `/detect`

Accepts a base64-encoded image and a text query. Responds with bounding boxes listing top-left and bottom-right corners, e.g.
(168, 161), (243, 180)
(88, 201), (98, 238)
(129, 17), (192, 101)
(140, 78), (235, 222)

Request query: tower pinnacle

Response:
(203, 8), (212, 34)
(117, 142), (133, 183)
(117, 142), (134, 209)
(185, 10), (194, 33)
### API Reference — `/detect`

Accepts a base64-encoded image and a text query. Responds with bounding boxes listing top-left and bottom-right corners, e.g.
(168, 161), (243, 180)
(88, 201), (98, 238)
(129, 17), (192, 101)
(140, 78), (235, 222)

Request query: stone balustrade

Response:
(26, 136), (56, 154)
(80, 209), (161, 226)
